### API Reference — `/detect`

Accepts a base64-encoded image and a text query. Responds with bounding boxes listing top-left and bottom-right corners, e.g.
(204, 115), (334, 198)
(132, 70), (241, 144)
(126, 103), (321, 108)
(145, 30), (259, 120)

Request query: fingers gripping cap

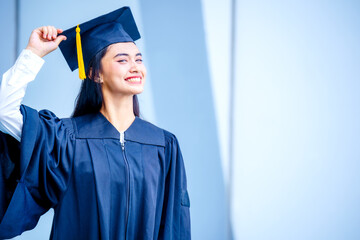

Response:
(59, 7), (141, 79)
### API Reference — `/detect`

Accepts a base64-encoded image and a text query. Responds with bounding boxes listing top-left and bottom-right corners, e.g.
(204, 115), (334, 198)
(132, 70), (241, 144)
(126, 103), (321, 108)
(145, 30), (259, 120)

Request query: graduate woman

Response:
(0, 7), (190, 239)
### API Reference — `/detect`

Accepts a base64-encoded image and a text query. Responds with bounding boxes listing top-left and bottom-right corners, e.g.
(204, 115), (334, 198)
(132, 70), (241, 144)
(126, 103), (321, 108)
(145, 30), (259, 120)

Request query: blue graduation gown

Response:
(0, 105), (190, 239)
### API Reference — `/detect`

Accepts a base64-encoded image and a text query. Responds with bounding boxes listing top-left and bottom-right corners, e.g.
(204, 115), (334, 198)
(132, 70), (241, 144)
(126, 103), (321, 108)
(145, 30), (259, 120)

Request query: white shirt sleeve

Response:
(0, 49), (44, 142)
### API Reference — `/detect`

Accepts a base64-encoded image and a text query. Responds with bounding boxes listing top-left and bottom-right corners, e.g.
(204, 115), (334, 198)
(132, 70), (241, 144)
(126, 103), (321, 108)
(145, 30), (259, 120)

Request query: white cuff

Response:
(7, 49), (45, 86)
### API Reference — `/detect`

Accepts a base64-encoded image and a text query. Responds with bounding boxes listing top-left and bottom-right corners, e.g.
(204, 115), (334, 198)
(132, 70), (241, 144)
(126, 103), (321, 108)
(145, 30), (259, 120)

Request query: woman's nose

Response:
(129, 60), (139, 72)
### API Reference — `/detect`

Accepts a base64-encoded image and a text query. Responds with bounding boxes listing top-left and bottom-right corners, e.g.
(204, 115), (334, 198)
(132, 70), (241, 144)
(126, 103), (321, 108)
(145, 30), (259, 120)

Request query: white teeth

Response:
(126, 77), (141, 82)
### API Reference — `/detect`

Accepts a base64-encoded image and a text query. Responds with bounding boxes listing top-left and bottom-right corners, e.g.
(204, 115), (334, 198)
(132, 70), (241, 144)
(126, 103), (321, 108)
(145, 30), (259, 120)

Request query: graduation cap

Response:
(59, 6), (141, 80)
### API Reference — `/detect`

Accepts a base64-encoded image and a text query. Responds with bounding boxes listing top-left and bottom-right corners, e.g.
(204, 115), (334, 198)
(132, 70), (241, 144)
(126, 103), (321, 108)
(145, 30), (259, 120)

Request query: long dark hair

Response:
(72, 47), (140, 118)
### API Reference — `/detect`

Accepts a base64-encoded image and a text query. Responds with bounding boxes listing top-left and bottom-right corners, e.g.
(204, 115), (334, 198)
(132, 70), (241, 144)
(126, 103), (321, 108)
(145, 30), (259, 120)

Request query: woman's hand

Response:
(25, 26), (67, 58)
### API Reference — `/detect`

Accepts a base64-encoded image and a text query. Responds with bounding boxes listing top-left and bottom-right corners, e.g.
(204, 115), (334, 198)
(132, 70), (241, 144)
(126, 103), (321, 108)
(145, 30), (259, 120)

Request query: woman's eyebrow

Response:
(113, 53), (129, 58)
(113, 53), (142, 58)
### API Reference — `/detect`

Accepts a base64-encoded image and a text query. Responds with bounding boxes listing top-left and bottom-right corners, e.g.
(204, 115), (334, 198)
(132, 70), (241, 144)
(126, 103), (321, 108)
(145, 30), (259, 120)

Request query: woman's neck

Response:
(100, 94), (135, 133)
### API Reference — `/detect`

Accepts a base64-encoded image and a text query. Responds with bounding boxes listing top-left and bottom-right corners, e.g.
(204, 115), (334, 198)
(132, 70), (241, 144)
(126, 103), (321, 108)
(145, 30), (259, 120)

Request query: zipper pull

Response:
(120, 131), (125, 151)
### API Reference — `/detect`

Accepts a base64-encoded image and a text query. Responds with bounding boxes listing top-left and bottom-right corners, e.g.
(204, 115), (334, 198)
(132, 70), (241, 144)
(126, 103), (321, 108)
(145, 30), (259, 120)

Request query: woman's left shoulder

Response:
(163, 129), (179, 146)
(137, 117), (179, 147)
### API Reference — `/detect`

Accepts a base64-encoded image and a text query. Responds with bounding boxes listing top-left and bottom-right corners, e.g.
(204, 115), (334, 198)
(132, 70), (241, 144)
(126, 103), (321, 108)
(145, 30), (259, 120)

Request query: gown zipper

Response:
(120, 131), (130, 240)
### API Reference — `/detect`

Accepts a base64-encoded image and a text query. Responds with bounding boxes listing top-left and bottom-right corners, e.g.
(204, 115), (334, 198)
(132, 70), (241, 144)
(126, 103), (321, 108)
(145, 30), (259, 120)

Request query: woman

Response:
(0, 7), (190, 240)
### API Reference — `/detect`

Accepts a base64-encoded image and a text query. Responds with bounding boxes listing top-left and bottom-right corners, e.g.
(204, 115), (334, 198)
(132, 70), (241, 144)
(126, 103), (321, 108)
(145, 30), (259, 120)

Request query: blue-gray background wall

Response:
(1, 0), (360, 239)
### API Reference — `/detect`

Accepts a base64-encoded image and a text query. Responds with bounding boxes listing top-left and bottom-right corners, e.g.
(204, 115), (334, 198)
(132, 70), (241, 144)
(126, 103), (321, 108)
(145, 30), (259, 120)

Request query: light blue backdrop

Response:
(232, 0), (360, 239)
(0, 0), (16, 76)
(1, 0), (360, 240)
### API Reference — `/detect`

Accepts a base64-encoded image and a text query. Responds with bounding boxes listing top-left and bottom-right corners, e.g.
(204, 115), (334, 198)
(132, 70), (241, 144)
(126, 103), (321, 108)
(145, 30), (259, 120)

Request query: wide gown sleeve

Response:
(0, 105), (75, 239)
(159, 132), (191, 240)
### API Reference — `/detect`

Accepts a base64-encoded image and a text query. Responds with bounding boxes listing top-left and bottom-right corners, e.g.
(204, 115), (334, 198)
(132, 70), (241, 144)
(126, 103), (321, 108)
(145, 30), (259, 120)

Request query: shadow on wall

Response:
(140, 1), (230, 239)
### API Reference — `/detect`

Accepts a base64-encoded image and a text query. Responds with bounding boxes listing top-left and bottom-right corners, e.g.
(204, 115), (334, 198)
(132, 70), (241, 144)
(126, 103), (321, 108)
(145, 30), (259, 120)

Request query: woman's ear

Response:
(88, 68), (103, 83)
(87, 67), (94, 80)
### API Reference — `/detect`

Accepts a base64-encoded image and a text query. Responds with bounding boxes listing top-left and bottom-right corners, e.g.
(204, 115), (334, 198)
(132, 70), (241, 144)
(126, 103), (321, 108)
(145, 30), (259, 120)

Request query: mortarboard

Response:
(59, 6), (141, 80)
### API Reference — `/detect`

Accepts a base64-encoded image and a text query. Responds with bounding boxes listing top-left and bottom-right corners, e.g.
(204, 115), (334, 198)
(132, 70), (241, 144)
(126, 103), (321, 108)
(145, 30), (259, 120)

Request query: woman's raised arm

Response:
(0, 26), (66, 141)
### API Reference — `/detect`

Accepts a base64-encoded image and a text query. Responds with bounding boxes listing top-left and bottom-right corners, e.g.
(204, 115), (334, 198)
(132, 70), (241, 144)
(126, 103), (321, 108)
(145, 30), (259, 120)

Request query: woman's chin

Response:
(128, 86), (144, 95)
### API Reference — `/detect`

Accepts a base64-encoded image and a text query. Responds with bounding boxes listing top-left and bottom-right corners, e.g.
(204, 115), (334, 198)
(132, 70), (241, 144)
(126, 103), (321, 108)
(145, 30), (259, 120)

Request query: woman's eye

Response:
(136, 59), (143, 63)
(117, 59), (127, 63)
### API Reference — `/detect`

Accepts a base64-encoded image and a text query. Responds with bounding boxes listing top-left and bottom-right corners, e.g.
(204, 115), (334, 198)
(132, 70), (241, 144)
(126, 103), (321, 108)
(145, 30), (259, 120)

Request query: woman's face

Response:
(99, 42), (146, 97)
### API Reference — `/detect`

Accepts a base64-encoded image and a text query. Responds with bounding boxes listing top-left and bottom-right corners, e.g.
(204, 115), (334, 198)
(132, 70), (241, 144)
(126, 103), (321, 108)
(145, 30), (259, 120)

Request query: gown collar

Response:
(72, 112), (165, 147)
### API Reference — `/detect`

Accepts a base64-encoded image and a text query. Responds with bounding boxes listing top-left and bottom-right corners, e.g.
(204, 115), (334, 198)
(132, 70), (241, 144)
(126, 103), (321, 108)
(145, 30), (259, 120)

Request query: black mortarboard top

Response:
(59, 7), (141, 79)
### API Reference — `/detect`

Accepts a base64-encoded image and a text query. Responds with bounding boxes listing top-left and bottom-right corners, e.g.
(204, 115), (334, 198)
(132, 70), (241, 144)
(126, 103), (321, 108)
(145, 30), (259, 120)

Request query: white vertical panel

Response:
(233, 1), (360, 239)
(200, 0), (232, 184)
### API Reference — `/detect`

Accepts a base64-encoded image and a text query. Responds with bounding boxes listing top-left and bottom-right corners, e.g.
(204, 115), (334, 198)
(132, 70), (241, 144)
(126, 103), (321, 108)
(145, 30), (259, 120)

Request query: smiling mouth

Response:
(125, 77), (142, 83)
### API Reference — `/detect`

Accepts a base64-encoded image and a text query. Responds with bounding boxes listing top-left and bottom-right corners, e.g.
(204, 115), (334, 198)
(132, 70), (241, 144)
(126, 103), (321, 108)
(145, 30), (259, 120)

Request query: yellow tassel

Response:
(76, 25), (86, 80)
